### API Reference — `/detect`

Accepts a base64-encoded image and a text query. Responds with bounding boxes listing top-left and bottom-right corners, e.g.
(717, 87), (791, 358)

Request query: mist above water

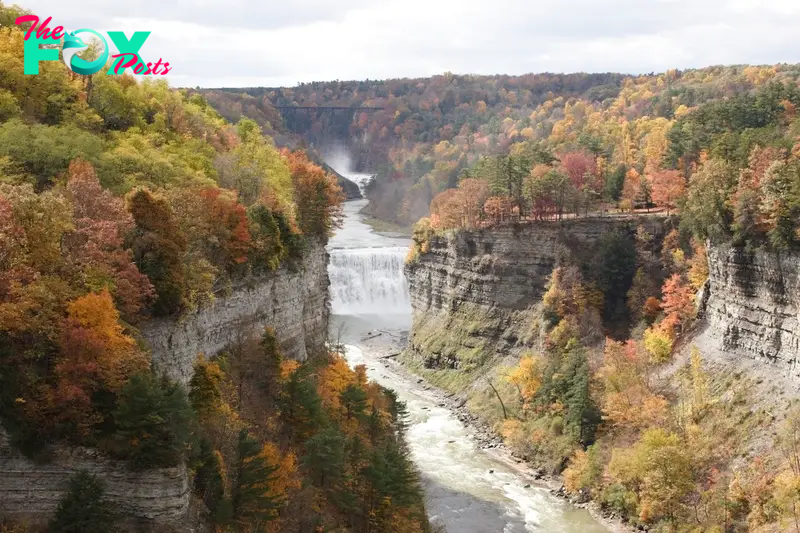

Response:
(324, 145), (373, 191)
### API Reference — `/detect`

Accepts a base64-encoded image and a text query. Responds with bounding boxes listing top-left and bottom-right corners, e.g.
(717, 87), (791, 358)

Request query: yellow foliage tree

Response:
(507, 355), (542, 406)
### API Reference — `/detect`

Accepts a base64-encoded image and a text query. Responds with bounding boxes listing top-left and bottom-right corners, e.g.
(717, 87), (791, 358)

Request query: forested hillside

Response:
(0, 3), (428, 532)
(218, 65), (800, 225)
(403, 72), (800, 532)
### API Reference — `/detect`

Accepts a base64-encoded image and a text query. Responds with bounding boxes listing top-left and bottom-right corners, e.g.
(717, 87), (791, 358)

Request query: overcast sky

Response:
(17, 0), (800, 88)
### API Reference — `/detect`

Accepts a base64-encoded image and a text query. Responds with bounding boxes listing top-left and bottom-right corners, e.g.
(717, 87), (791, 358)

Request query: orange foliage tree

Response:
(483, 195), (515, 225)
(649, 169), (686, 214)
(599, 339), (668, 431)
(52, 290), (149, 434)
(660, 273), (695, 334)
(284, 149), (344, 237)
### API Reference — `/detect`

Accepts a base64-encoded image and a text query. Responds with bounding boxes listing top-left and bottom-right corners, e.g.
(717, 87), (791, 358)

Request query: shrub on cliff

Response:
(49, 471), (117, 533)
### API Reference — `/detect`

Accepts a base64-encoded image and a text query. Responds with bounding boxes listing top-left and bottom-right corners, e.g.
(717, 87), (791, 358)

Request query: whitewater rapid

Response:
(327, 195), (609, 533)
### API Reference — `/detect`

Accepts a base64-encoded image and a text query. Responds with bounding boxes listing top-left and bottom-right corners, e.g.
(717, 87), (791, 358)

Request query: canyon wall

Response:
(0, 429), (190, 528)
(696, 244), (800, 376)
(0, 241), (331, 526)
(405, 216), (665, 369)
(141, 240), (330, 385)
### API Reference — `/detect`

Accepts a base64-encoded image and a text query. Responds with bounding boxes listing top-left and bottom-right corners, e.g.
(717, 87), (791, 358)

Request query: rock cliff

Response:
(0, 429), (189, 527)
(696, 243), (800, 376)
(0, 241), (331, 526)
(405, 217), (664, 369)
(142, 240), (330, 385)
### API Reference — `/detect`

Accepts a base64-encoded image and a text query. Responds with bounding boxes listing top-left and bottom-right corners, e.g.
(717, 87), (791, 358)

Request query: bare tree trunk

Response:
(486, 378), (508, 420)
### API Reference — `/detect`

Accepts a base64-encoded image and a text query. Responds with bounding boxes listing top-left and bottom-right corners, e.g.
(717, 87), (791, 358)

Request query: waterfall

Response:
(329, 246), (410, 315)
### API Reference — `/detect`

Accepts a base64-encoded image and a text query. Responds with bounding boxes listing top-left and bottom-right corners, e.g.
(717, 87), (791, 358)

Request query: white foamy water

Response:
(327, 172), (609, 533)
(329, 246), (410, 315)
(338, 341), (609, 533)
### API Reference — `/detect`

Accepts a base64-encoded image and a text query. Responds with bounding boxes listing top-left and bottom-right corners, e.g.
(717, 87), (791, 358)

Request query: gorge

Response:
(327, 189), (610, 532)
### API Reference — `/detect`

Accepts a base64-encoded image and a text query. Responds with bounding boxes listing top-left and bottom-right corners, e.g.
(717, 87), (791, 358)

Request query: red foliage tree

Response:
(483, 196), (515, 225)
(649, 170), (686, 214)
(65, 160), (154, 321)
(560, 151), (598, 192)
(198, 187), (252, 270)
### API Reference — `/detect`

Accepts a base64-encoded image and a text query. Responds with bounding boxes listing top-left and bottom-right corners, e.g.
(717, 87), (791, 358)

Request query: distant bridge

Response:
(273, 105), (386, 137)
(273, 106), (385, 112)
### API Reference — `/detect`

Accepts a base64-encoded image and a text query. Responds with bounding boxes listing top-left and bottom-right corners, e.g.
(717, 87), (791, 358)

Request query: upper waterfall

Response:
(326, 194), (412, 317)
(329, 246), (410, 315)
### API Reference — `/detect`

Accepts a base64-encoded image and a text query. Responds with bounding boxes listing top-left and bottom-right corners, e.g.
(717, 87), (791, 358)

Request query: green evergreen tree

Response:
(49, 471), (117, 533)
(232, 430), (280, 526)
(279, 368), (324, 444)
(302, 427), (346, 489)
(364, 438), (422, 508)
(340, 383), (368, 422)
(112, 373), (194, 470)
(604, 165), (626, 201)
(189, 358), (223, 418)
(562, 342), (602, 445)
(260, 327), (283, 386)
(194, 438), (225, 517)
(636, 177), (653, 210)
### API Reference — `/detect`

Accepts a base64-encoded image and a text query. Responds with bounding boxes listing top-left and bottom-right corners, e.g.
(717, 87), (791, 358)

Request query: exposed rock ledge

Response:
(0, 430), (189, 527)
(696, 243), (800, 376)
(141, 240), (331, 385)
(405, 216), (666, 368)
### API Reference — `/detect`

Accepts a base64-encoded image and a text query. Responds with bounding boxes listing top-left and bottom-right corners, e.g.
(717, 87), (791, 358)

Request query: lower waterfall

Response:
(328, 246), (410, 315)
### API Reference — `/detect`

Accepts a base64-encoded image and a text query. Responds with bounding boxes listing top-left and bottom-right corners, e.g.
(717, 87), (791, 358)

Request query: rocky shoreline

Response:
(357, 329), (637, 533)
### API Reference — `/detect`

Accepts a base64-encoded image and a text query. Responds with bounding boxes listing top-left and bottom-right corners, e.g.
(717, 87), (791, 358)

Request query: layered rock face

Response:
(0, 430), (189, 526)
(405, 217), (661, 368)
(142, 240), (330, 385)
(0, 241), (331, 526)
(697, 244), (800, 375)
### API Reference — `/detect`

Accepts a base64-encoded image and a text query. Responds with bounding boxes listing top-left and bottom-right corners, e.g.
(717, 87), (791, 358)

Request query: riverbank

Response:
(353, 328), (635, 533)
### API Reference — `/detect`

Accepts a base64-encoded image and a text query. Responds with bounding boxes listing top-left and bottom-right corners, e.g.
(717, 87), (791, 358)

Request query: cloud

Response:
(18, 0), (800, 87)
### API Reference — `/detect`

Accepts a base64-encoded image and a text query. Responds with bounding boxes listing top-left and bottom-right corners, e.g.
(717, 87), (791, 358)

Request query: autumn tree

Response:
(608, 429), (694, 524)
(507, 355), (543, 407)
(560, 151), (598, 214)
(483, 195), (515, 224)
(600, 339), (668, 431)
(65, 159), (154, 321)
(621, 168), (642, 211)
(649, 169), (686, 214)
(285, 149), (344, 237)
(454, 177), (489, 227)
(53, 290), (149, 436)
(126, 188), (188, 315)
(660, 273), (695, 334)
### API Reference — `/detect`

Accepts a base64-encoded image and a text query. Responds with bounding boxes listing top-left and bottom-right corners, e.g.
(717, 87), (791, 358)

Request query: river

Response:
(327, 192), (609, 532)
